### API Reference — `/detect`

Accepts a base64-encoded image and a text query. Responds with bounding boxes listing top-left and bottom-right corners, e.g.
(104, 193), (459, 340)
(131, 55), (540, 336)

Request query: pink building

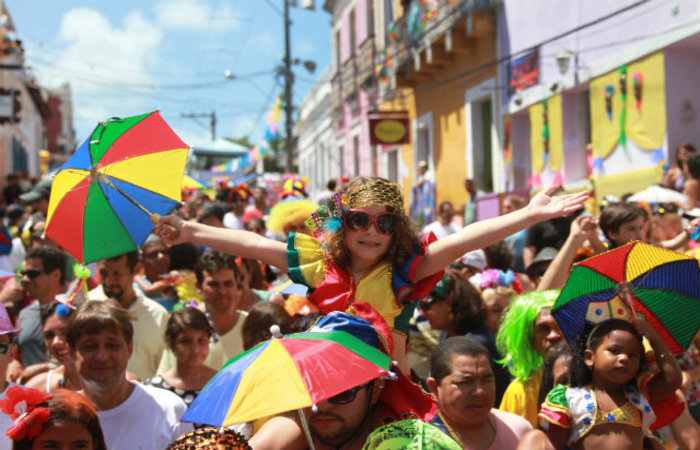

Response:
(323, 0), (382, 178)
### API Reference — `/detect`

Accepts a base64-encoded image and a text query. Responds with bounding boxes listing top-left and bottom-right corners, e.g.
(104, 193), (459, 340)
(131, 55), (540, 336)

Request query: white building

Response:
(297, 66), (335, 194)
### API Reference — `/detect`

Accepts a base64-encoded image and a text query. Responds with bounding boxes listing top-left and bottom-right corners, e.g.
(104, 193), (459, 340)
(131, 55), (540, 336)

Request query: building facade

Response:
(297, 67), (335, 194)
(498, 0), (700, 203)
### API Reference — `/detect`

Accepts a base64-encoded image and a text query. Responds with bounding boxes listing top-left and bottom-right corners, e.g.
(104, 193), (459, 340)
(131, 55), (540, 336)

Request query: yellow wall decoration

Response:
(529, 94), (563, 175)
(590, 52), (666, 160)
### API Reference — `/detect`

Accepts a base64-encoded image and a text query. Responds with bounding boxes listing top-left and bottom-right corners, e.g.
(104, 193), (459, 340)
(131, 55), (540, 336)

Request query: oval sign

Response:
(374, 119), (407, 144)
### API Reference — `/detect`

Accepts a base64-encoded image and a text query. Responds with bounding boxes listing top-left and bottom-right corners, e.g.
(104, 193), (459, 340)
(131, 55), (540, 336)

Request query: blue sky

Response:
(9, 0), (331, 148)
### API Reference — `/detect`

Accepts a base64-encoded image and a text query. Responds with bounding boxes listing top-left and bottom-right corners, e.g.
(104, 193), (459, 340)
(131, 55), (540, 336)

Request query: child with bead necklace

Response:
(155, 177), (587, 373)
(539, 319), (683, 450)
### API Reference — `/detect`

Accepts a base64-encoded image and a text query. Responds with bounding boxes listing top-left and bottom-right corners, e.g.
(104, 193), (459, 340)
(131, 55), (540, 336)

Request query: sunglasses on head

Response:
(344, 210), (398, 235)
(327, 382), (372, 404)
(21, 268), (49, 279)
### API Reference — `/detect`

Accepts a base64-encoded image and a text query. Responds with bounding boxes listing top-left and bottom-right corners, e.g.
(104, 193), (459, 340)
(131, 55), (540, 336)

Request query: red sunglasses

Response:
(344, 209), (398, 235)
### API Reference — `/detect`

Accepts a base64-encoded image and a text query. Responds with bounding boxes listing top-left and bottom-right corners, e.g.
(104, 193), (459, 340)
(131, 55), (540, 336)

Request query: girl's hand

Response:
(152, 214), (186, 246)
(527, 188), (589, 222)
(632, 317), (657, 340)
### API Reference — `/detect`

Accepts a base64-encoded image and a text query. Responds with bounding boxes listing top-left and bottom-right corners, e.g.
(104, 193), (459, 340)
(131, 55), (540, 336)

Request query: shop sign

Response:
(368, 111), (410, 145)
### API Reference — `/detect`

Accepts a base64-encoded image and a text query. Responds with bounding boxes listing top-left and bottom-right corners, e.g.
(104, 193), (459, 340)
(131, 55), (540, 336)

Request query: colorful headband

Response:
(473, 269), (522, 293)
(348, 178), (405, 214)
(0, 386), (52, 441)
(305, 193), (348, 235)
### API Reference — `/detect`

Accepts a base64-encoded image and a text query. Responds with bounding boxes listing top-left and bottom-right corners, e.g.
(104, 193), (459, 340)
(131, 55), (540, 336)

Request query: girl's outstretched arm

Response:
(153, 214), (288, 272)
(633, 318), (683, 404)
(414, 188), (588, 282)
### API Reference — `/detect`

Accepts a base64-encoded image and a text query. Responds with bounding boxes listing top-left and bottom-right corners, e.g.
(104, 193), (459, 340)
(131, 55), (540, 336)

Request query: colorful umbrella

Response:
(182, 328), (392, 427)
(45, 111), (188, 263)
(181, 175), (210, 190)
(553, 241), (700, 355)
(0, 225), (12, 255)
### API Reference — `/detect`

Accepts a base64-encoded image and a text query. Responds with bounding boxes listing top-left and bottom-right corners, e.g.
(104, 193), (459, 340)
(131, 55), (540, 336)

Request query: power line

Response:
(263, 0), (284, 17)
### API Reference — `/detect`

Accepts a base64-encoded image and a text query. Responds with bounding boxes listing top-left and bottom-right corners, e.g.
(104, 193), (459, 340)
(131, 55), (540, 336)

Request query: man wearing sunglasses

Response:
(307, 378), (386, 449)
(16, 246), (67, 367)
(423, 201), (460, 240)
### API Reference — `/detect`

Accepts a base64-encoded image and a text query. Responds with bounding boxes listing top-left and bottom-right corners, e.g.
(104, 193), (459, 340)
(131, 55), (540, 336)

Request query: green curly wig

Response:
(496, 290), (559, 381)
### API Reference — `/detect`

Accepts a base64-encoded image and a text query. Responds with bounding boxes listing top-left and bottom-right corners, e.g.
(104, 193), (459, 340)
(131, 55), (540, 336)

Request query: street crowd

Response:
(0, 152), (697, 449)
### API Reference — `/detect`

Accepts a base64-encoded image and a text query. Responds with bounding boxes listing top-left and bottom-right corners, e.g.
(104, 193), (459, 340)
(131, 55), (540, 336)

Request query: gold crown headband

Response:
(347, 178), (405, 214)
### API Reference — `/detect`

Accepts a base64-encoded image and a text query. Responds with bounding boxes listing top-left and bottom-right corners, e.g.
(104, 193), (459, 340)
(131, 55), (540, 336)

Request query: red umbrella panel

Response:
(553, 241), (700, 355)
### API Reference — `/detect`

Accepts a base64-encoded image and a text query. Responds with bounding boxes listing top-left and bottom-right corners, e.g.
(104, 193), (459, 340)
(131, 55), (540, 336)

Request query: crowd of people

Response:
(0, 166), (696, 449)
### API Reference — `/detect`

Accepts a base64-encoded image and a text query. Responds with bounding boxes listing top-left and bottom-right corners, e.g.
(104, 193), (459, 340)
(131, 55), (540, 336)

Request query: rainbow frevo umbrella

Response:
(45, 111), (188, 264)
(553, 241), (700, 355)
(182, 328), (392, 428)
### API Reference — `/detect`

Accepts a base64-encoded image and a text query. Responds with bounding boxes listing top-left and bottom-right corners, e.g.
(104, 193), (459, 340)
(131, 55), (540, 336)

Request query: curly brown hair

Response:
(324, 176), (421, 270)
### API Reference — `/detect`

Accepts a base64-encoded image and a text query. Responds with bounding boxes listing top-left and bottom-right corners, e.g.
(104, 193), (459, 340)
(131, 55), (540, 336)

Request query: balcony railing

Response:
(382, 0), (494, 89)
(330, 35), (376, 111)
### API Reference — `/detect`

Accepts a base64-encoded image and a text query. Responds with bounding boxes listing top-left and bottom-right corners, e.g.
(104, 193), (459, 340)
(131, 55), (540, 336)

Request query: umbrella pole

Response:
(623, 290), (654, 358)
(100, 176), (156, 217)
(100, 177), (180, 238)
(297, 409), (316, 450)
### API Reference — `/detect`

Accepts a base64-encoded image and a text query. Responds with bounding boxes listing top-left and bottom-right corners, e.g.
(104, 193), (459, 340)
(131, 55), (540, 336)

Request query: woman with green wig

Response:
(495, 290), (563, 427)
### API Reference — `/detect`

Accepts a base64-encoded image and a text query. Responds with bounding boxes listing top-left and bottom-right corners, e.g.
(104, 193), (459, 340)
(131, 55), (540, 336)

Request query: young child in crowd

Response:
(1, 387), (108, 450)
(155, 177), (587, 373)
(539, 319), (682, 450)
(600, 202), (698, 251)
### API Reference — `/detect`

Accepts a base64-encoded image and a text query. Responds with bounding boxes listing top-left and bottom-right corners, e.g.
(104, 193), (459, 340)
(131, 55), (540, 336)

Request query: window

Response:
(387, 148), (399, 182)
(383, 0), (394, 45)
(349, 8), (357, 56)
(367, 0), (375, 38)
(335, 29), (342, 70)
(353, 134), (360, 175)
(338, 144), (345, 177)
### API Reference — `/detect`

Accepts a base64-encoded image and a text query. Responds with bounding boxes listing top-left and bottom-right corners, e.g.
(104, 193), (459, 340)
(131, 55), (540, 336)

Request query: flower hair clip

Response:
(306, 193), (348, 235)
(475, 269), (522, 293)
(0, 386), (52, 441)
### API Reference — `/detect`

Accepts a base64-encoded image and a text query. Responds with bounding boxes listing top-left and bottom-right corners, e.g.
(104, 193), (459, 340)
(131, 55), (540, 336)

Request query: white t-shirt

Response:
(89, 287), (169, 379)
(422, 221), (460, 240)
(98, 382), (192, 450)
(223, 212), (245, 230)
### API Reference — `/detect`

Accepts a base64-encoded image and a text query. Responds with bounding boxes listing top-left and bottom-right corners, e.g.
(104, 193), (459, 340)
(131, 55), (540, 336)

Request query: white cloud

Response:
(43, 8), (163, 137)
(296, 39), (315, 58)
(174, 127), (215, 148)
(251, 32), (279, 56)
(154, 0), (241, 31)
(230, 117), (257, 138)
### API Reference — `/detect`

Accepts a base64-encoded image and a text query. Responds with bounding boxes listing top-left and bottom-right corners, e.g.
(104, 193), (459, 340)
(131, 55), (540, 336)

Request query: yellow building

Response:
(375, 1), (499, 213)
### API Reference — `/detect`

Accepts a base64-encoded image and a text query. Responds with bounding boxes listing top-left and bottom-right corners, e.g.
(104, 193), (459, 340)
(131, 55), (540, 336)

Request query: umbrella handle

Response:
(150, 213), (180, 239)
(623, 291), (654, 358)
(297, 409), (316, 450)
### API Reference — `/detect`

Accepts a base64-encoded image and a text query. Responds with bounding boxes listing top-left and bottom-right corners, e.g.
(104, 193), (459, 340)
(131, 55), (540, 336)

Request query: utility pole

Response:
(181, 111), (216, 141)
(283, 0), (294, 173)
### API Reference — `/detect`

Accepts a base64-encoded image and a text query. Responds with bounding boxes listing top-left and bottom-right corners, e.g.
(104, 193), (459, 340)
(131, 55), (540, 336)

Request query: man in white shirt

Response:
(66, 299), (191, 450)
(158, 250), (246, 373)
(423, 201), (460, 240)
(223, 191), (248, 230)
(88, 251), (168, 379)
